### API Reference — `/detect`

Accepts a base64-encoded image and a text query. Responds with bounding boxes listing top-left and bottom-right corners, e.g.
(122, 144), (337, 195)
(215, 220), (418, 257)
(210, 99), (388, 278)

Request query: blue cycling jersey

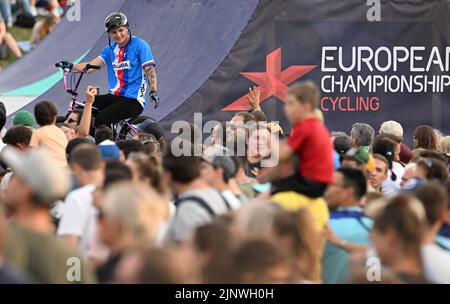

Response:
(98, 36), (155, 107)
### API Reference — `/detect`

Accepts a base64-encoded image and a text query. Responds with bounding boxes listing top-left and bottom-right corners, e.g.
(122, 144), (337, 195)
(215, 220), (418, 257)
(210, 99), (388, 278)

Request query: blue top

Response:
(99, 36), (155, 107)
(322, 207), (373, 284)
(436, 223), (450, 251)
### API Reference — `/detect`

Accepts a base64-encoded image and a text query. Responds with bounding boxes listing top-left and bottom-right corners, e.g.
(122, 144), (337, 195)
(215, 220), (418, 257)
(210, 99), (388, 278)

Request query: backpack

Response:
(175, 194), (232, 218)
(15, 14), (36, 28)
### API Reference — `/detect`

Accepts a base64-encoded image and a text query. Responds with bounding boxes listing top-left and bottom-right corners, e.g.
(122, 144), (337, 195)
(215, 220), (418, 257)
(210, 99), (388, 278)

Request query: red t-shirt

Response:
(287, 118), (334, 183)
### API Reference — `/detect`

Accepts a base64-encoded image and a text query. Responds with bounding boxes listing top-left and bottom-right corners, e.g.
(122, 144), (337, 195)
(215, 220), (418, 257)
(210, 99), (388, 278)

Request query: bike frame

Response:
(60, 65), (139, 139)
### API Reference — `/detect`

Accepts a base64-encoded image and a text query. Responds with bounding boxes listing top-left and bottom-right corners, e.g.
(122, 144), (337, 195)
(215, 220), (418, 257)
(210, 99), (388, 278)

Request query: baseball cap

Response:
(334, 135), (352, 155)
(379, 120), (403, 139)
(203, 145), (237, 179)
(98, 140), (121, 160)
(13, 111), (36, 128)
(343, 147), (369, 165)
(0, 147), (70, 204)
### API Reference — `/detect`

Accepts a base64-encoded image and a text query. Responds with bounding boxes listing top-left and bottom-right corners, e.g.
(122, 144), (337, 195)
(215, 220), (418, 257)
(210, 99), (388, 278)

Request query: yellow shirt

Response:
(271, 191), (330, 231)
(30, 125), (68, 168)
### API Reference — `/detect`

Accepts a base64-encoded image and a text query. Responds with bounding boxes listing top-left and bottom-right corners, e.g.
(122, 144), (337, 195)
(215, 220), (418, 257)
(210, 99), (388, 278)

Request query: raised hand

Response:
(85, 85), (97, 105)
(246, 86), (261, 109)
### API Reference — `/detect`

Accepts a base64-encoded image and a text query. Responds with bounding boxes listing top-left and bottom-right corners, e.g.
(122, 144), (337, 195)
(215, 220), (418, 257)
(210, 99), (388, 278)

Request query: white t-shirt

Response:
(422, 243), (450, 283)
(221, 190), (242, 210)
(57, 184), (97, 256)
(382, 161), (404, 196)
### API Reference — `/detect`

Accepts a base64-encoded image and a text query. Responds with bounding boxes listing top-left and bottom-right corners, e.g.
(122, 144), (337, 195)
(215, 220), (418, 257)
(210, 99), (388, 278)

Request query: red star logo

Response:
(223, 48), (317, 111)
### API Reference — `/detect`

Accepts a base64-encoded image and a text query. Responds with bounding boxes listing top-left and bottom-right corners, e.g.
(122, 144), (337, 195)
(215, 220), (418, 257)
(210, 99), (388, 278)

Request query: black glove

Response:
(55, 59), (73, 71)
(149, 90), (160, 109)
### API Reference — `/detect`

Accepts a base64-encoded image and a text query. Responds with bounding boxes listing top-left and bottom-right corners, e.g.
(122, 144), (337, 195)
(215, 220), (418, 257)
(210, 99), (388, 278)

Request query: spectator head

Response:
(231, 112), (255, 125)
(0, 101), (6, 131)
(247, 125), (274, 159)
(99, 182), (169, 249)
(284, 80), (320, 125)
(12, 111), (36, 128)
(375, 133), (402, 162)
(104, 159), (133, 190)
(64, 109), (83, 131)
(65, 137), (91, 161)
(193, 221), (234, 283)
(350, 123), (375, 148)
(419, 150), (449, 166)
(98, 140), (122, 160)
(1, 147), (70, 211)
(325, 167), (367, 208)
(399, 143), (413, 164)
(333, 134), (352, 156)
(229, 112), (255, 147)
(126, 152), (168, 197)
(162, 143), (202, 188)
(58, 123), (77, 141)
(379, 120), (403, 140)
(341, 147), (370, 171)
(93, 160), (133, 209)
(372, 137), (397, 181)
(231, 239), (292, 284)
(370, 154), (389, 192)
(233, 201), (279, 238)
(249, 109), (267, 122)
(69, 144), (105, 187)
(271, 209), (321, 282)
(415, 158), (448, 182)
(415, 182), (449, 230)
(137, 120), (167, 154)
(401, 163), (417, 188)
(34, 101), (58, 126)
(138, 133), (163, 158)
(200, 149), (237, 187)
(2, 126), (33, 151)
(116, 139), (145, 159)
(414, 125), (438, 151)
(440, 136), (450, 154)
(137, 119), (165, 142)
(371, 195), (425, 273)
(95, 125), (114, 145)
(69, 143), (103, 170)
(210, 122), (227, 146)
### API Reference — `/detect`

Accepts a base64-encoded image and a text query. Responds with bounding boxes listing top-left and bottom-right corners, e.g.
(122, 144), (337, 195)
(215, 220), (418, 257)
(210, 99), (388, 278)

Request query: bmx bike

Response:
(55, 62), (151, 140)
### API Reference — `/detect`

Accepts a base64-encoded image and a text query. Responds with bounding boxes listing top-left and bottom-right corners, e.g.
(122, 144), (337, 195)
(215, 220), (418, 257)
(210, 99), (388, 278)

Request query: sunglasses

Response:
(67, 118), (79, 124)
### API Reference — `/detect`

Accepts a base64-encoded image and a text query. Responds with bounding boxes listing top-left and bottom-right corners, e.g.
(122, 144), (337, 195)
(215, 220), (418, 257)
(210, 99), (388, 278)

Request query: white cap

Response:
(379, 120), (403, 139)
(1, 147), (70, 204)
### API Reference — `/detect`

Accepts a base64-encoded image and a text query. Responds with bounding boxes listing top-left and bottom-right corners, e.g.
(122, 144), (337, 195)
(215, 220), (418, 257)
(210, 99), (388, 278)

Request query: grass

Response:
(0, 25), (33, 68)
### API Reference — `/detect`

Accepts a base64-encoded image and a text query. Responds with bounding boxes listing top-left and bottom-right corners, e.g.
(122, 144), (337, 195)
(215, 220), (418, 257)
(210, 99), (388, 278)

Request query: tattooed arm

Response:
(144, 65), (158, 92)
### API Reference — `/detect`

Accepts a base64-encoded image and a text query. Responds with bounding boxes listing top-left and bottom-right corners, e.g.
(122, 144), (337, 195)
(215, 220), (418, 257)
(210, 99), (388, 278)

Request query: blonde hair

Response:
(439, 136), (450, 153)
(103, 182), (169, 248)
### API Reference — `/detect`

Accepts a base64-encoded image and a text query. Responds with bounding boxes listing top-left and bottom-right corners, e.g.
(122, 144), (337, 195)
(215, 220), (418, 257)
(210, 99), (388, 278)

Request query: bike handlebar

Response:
(55, 62), (101, 71)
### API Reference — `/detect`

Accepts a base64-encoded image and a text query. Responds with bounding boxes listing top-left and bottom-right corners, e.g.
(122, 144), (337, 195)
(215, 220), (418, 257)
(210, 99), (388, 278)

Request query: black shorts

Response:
(92, 94), (143, 128)
(271, 172), (328, 198)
